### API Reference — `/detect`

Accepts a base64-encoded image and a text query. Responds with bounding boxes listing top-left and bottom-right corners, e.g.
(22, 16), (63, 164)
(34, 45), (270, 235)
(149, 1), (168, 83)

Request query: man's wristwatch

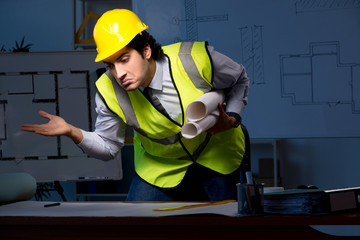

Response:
(227, 112), (242, 128)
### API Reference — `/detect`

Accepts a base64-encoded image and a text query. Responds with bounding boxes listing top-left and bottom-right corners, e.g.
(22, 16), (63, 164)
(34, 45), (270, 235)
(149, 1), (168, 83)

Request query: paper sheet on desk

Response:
(0, 201), (238, 217)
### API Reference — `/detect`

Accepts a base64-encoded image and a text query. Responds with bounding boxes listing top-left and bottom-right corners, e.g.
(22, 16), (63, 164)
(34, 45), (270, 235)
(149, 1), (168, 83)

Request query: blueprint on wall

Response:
(0, 51), (122, 181)
(133, 0), (360, 138)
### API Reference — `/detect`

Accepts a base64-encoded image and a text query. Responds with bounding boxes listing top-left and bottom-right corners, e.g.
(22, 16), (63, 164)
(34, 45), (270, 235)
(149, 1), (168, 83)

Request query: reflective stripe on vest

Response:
(178, 42), (212, 93)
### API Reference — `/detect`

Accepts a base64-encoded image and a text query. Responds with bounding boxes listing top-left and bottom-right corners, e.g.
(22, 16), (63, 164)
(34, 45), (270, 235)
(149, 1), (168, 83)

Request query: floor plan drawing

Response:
(0, 70), (92, 161)
(0, 51), (122, 181)
(280, 41), (360, 114)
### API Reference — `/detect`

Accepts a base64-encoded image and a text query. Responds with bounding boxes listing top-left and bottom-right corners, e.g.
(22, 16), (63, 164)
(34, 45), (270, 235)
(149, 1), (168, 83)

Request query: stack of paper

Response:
(264, 189), (329, 215)
(264, 187), (360, 215)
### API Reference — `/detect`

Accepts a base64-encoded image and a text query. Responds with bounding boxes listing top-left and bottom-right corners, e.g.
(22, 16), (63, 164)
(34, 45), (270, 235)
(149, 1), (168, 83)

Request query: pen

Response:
(44, 202), (61, 208)
(245, 171), (254, 184)
(78, 177), (109, 180)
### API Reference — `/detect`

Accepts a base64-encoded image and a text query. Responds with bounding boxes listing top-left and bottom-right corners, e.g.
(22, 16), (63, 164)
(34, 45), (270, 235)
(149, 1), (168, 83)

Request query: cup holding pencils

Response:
(237, 183), (264, 216)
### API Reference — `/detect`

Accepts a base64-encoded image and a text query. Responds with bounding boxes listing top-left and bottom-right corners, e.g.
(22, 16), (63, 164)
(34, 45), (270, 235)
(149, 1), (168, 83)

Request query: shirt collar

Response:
(147, 60), (163, 91)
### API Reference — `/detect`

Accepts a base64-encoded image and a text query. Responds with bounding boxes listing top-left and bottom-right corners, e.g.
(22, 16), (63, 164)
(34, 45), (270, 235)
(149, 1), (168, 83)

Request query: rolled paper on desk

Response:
(0, 172), (37, 204)
(181, 110), (219, 139)
(185, 90), (225, 122)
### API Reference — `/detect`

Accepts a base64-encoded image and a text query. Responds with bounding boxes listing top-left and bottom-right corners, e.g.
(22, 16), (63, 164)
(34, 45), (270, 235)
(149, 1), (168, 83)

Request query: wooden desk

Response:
(0, 201), (359, 240)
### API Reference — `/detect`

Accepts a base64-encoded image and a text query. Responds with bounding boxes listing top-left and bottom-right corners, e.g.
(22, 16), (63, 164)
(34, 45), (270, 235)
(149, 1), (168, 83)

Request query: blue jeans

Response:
(126, 163), (240, 201)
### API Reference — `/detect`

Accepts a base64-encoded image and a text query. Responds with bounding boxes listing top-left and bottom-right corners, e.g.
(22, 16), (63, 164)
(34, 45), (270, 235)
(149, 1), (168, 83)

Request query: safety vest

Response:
(95, 42), (245, 188)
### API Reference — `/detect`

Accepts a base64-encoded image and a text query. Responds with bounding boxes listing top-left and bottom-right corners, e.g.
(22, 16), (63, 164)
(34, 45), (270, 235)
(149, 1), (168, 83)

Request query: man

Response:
(22, 9), (250, 201)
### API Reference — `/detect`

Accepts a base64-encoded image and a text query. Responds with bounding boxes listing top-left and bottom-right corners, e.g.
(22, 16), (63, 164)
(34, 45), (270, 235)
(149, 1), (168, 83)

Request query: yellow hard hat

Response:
(93, 9), (148, 62)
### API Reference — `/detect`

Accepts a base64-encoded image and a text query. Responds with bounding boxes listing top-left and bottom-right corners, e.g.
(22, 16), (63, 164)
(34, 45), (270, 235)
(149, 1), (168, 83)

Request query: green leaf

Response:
(23, 43), (33, 49)
(20, 37), (25, 47)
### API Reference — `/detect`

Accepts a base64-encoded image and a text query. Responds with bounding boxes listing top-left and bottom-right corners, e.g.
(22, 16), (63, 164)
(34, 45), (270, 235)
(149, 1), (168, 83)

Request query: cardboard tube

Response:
(0, 172), (37, 204)
(186, 90), (225, 122)
(182, 111), (219, 139)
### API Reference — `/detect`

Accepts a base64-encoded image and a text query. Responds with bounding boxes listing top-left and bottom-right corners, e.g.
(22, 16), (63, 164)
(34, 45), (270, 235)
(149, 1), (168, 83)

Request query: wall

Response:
(280, 138), (360, 189)
(1, 0), (359, 202)
(0, 0), (74, 51)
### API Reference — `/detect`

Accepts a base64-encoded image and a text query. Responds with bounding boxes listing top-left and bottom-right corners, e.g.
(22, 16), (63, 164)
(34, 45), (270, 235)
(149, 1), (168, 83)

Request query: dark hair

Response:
(126, 31), (165, 61)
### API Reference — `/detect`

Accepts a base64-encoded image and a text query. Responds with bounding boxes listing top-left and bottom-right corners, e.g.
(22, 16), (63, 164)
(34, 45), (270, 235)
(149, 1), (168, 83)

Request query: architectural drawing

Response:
(295, 0), (360, 14)
(0, 70), (93, 161)
(173, 0), (228, 41)
(280, 41), (360, 114)
(239, 25), (265, 85)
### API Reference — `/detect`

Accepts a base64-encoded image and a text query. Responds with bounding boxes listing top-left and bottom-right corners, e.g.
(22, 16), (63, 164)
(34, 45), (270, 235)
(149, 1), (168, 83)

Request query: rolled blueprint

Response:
(182, 90), (225, 139)
(182, 110), (219, 139)
(185, 90), (225, 122)
(0, 172), (37, 204)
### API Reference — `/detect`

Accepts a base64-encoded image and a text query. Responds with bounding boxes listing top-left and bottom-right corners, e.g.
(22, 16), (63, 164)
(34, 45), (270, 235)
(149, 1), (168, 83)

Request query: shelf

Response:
(250, 139), (280, 187)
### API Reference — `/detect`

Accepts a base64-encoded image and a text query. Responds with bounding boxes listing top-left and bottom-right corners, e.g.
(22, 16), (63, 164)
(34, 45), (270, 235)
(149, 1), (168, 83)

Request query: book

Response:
(325, 187), (360, 212)
(263, 187), (360, 215)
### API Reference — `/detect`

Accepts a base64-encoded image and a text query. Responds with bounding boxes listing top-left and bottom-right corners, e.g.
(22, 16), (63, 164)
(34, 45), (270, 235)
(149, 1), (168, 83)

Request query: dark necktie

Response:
(143, 87), (170, 118)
